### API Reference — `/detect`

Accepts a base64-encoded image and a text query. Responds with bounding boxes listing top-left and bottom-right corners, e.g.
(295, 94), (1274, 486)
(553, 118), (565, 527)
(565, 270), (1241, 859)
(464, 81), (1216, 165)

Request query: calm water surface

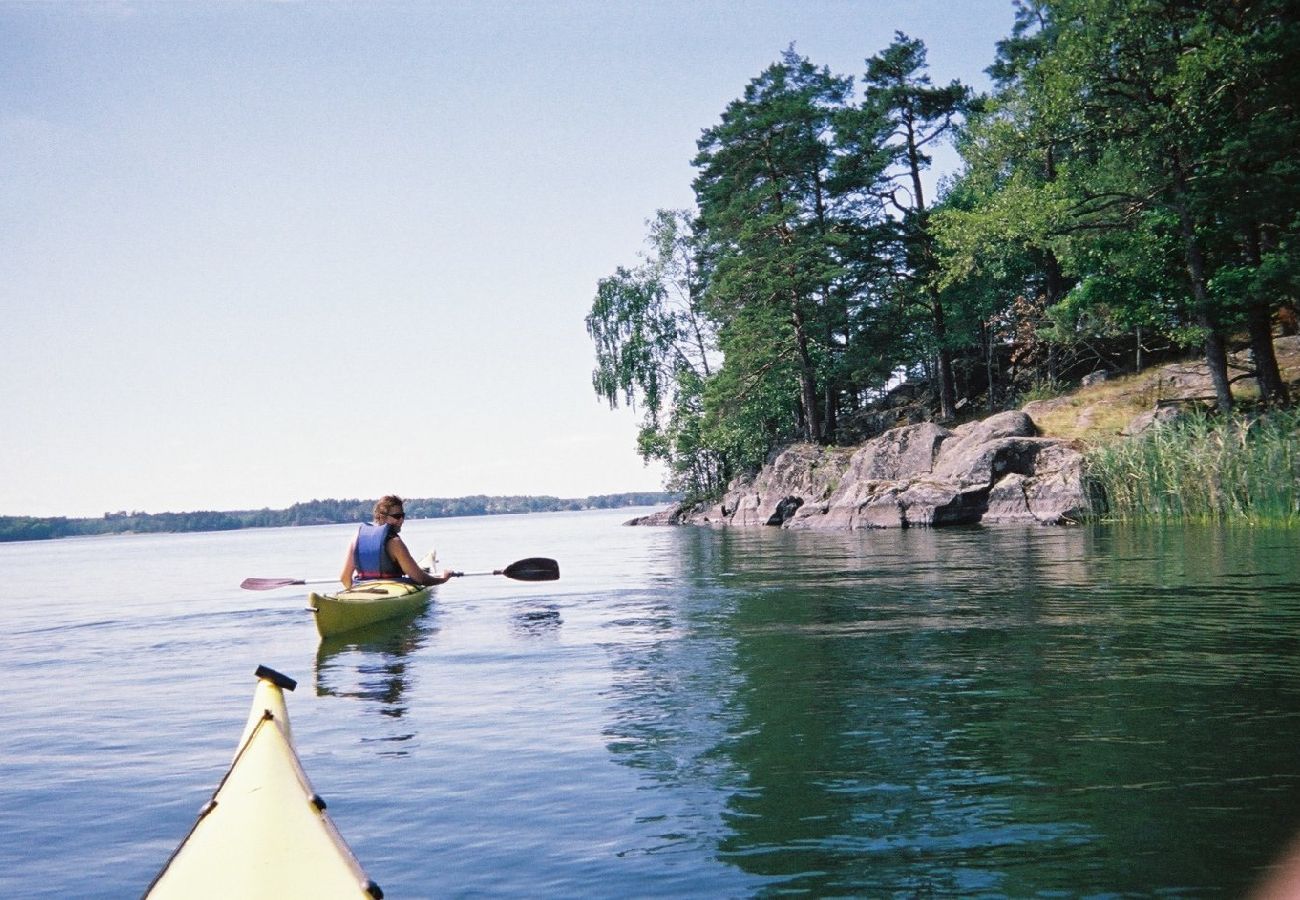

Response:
(1, 509), (1298, 897)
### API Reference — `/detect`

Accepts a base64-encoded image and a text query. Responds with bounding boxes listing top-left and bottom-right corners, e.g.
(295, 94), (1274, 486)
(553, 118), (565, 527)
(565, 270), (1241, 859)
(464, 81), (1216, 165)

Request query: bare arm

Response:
(387, 536), (452, 585)
(339, 539), (358, 590)
(1252, 831), (1300, 899)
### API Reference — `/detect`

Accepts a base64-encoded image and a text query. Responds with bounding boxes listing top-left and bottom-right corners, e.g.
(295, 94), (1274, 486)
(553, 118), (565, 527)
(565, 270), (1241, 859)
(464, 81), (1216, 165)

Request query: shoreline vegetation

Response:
(0, 492), (681, 544)
(1085, 407), (1300, 526)
(584, 4), (1300, 531)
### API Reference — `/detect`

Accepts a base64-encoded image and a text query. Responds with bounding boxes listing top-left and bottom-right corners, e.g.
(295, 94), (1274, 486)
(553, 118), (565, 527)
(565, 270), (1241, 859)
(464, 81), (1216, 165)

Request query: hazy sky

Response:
(2, 0), (1015, 518)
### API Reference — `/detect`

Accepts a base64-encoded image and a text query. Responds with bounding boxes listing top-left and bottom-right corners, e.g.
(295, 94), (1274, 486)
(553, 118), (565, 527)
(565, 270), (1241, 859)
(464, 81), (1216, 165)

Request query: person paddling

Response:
(340, 495), (451, 589)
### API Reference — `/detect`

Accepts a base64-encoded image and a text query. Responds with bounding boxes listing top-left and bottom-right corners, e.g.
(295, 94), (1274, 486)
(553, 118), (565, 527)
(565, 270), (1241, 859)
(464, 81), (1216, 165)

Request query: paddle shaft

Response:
(242, 557), (558, 590)
(241, 577), (338, 591)
(467, 557), (559, 581)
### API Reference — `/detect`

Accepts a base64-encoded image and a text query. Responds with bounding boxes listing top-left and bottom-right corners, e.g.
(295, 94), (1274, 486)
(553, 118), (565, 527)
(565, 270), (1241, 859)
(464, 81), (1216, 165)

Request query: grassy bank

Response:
(1084, 407), (1300, 525)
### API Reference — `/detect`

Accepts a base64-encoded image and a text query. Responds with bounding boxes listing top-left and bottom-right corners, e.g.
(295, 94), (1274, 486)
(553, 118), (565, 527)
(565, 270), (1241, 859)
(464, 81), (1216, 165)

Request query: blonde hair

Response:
(372, 494), (405, 523)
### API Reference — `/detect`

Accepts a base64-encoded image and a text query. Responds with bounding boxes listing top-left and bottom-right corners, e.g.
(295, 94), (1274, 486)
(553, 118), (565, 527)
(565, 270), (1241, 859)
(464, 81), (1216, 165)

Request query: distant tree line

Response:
(0, 493), (679, 543)
(588, 0), (1298, 502)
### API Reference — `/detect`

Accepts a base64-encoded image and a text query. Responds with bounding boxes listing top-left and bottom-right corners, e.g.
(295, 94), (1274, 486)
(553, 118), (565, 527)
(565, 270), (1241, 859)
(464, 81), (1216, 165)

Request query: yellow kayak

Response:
(145, 666), (382, 899)
(308, 580), (432, 639)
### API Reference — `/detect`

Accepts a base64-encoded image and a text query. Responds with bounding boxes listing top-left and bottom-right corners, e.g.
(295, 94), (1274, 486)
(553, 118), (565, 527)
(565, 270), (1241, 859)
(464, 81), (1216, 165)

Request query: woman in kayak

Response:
(340, 495), (452, 589)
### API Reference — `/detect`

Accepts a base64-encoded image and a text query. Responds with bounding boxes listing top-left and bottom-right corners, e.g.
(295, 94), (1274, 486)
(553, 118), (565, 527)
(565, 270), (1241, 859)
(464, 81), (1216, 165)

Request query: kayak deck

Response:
(308, 580), (432, 638)
(145, 666), (381, 899)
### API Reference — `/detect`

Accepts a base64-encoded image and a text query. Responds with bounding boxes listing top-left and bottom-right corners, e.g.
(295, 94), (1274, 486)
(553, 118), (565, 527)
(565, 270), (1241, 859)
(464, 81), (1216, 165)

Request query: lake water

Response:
(1, 508), (1298, 898)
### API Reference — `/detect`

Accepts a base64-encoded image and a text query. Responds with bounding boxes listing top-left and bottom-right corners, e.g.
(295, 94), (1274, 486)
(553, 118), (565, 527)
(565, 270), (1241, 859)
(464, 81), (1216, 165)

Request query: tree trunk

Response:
(822, 382), (838, 442)
(932, 291), (957, 421)
(1247, 302), (1289, 406)
(1172, 166), (1233, 414)
(985, 320), (997, 413)
(901, 108), (959, 423)
(1195, 307), (1234, 415)
(1244, 227), (1290, 406)
(791, 307), (822, 442)
(1228, 76), (1290, 405)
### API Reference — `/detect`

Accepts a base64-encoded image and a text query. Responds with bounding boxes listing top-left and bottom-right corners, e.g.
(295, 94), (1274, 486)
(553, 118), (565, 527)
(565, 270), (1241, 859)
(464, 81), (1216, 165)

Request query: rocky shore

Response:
(629, 337), (1300, 531)
(629, 410), (1090, 529)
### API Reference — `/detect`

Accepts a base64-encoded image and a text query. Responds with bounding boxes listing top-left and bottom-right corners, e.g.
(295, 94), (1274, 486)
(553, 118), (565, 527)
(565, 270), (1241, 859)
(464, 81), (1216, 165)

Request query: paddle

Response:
(449, 557), (560, 581)
(241, 577), (337, 591)
(240, 557), (559, 591)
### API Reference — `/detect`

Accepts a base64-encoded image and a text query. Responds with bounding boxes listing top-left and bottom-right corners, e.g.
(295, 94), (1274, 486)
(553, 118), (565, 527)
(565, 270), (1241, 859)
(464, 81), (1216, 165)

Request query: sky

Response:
(1, 0), (1016, 519)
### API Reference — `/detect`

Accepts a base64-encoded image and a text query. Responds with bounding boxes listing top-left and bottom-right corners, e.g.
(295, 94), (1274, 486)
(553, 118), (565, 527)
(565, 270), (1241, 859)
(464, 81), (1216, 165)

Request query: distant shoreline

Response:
(0, 492), (680, 543)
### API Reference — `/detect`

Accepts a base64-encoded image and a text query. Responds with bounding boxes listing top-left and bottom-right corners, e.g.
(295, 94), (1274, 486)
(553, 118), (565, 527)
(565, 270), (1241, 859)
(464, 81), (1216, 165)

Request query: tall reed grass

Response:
(1084, 406), (1300, 525)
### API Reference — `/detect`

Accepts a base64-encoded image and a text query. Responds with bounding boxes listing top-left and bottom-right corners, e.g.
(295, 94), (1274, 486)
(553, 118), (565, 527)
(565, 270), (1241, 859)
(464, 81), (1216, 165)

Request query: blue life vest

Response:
(353, 523), (408, 581)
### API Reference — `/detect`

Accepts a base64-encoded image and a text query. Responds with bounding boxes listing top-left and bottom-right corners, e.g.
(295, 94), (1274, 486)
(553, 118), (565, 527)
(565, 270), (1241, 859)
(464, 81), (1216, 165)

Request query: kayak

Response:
(308, 580), (431, 638)
(145, 665), (381, 899)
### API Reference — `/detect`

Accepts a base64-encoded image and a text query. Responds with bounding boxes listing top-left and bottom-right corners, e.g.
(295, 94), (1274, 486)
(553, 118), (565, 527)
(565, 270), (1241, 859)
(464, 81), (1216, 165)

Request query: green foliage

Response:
(589, 3), (1298, 498)
(856, 32), (976, 419)
(1035, 0), (1298, 406)
(694, 48), (875, 447)
(1018, 380), (1063, 404)
(929, 0), (1299, 412)
(585, 209), (727, 498)
(635, 367), (732, 501)
(587, 209), (714, 423)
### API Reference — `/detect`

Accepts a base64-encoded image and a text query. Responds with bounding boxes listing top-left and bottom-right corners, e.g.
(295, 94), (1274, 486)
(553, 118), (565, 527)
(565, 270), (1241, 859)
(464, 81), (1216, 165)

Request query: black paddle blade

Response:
(501, 557), (560, 581)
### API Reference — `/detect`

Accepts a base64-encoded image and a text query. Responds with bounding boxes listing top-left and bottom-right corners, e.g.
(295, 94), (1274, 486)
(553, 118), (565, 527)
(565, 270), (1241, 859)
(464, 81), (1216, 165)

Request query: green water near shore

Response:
(1, 512), (1297, 896)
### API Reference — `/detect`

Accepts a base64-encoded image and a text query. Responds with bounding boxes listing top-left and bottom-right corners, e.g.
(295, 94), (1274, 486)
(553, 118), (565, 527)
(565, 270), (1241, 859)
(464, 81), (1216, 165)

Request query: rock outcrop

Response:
(637, 410), (1091, 530)
(628, 336), (1300, 531)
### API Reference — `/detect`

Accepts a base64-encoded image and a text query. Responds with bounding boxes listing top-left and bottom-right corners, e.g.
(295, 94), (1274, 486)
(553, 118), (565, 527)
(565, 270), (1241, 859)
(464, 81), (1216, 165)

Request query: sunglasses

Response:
(388, 512), (406, 520)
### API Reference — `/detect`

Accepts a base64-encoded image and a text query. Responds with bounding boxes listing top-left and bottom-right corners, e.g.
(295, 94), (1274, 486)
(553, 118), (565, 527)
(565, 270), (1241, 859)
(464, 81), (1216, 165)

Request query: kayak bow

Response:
(145, 666), (382, 899)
